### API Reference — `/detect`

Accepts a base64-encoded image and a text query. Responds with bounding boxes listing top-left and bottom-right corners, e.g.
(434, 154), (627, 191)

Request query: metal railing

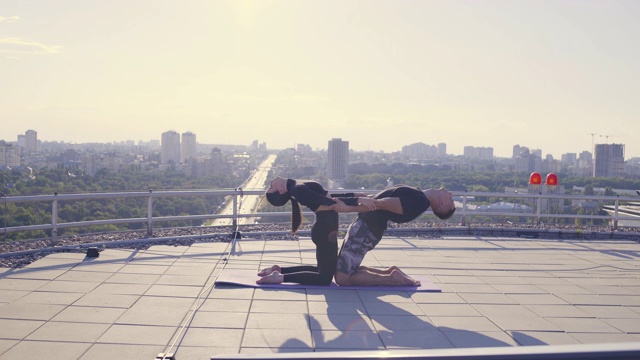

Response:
(212, 341), (640, 360)
(1, 189), (639, 242)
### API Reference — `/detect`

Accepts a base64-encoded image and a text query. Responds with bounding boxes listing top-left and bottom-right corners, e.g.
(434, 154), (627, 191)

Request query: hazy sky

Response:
(2, 0), (639, 158)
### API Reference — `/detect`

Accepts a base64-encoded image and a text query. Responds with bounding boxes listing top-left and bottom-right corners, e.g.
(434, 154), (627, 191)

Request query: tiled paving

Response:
(0, 235), (639, 359)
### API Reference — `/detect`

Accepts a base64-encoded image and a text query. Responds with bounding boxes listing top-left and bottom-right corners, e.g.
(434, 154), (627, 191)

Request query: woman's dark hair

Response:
(265, 191), (302, 234)
(266, 192), (290, 207)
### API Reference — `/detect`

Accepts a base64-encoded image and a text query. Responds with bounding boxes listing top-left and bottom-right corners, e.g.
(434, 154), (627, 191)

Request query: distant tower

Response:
(161, 130), (181, 165)
(25, 130), (38, 154)
(181, 131), (197, 163)
(0, 143), (21, 167)
(437, 143), (447, 157)
(327, 138), (349, 189)
(594, 143), (625, 177)
(512, 144), (522, 159)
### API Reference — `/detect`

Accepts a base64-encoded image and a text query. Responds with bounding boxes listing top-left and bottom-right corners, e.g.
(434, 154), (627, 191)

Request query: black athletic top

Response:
(280, 179), (358, 285)
(286, 179), (359, 209)
(360, 185), (431, 239)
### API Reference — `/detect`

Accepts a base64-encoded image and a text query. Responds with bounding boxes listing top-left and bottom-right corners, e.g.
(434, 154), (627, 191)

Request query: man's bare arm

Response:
(317, 198), (377, 213)
(371, 197), (404, 214)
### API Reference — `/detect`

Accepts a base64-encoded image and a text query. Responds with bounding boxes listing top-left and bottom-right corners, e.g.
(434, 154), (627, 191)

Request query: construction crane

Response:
(599, 134), (618, 144)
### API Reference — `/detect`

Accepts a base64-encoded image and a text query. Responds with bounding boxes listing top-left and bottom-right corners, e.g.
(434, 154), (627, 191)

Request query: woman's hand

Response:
(358, 197), (377, 211)
(329, 198), (349, 212)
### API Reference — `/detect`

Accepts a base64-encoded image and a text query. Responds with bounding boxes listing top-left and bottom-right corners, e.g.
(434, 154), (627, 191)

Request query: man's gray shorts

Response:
(336, 218), (382, 276)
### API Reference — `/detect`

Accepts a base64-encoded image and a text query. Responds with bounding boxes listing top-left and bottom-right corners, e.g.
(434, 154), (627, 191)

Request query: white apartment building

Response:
(181, 132), (197, 163)
(161, 130), (181, 165)
(25, 130), (38, 154)
(0, 143), (21, 167)
(327, 138), (349, 189)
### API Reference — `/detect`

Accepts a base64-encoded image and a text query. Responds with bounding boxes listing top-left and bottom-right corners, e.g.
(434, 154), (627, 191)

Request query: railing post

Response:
(536, 192), (542, 227)
(462, 192), (467, 226)
(147, 189), (153, 237)
(51, 192), (58, 242)
(1, 192), (6, 241)
(232, 188), (239, 234)
(613, 197), (619, 231)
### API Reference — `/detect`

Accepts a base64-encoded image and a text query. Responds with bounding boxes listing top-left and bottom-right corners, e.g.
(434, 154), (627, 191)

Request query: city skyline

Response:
(3, 128), (638, 180)
(2, 127), (634, 161)
(2, 1), (639, 159)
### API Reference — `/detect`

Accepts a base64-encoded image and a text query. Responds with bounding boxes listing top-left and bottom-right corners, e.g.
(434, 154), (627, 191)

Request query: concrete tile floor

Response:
(0, 235), (639, 359)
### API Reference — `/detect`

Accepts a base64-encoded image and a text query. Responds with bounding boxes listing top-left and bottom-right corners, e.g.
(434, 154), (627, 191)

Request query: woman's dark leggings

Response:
(281, 211), (338, 285)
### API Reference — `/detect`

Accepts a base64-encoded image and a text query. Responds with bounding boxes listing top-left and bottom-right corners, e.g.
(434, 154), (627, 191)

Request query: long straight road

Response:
(210, 154), (277, 226)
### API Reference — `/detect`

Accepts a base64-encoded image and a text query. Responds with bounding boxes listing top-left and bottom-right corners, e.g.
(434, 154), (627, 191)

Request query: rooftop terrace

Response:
(1, 231), (639, 359)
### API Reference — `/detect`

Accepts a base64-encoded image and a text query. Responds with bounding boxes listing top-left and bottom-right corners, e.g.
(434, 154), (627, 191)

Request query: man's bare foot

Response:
(389, 270), (421, 286)
(256, 271), (285, 284)
(258, 265), (281, 276)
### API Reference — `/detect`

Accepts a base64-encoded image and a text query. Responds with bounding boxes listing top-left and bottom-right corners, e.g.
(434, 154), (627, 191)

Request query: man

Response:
(333, 185), (456, 286)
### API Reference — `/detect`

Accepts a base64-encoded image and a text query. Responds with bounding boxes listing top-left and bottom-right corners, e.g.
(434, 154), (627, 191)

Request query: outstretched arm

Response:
(319, 197), (406, 214)
(370, 197), (403, 214)
(318, 197), (376, 213)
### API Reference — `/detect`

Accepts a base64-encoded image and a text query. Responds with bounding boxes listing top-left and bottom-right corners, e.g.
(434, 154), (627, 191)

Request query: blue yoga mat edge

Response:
(214, 268), (441, 292)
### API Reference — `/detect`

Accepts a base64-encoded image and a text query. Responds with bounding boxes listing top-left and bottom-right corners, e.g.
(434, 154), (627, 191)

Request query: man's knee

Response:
(335, 271), (351, 286)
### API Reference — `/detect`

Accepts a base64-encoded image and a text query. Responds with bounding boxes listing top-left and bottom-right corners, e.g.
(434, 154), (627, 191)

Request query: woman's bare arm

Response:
(317, 198), (376, 213)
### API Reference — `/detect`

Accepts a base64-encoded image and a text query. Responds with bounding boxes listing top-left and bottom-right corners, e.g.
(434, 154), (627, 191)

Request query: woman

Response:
(258, 176), (375, 285)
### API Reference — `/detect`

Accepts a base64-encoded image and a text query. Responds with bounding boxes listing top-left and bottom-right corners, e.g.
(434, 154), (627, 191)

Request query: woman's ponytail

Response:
(265, 189), (302, 234)
(290, 198), (302, 234)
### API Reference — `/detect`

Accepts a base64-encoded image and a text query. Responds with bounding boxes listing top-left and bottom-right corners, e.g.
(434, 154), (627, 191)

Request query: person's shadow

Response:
(281, 290), (545, 351)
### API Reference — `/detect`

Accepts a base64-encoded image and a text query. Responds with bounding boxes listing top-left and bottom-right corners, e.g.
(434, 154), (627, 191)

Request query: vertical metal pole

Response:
(1, 193), (6, 241)
(232, 190), (238, 234)
(230, 189), (240, 254)
(52, 193), (58, 241)
(613, 197), (619, 231)
(1, 173), (4, 240)
(147, 189), (153, 237)
(536, 193), (541, 227)
(462, 192), (467, 226)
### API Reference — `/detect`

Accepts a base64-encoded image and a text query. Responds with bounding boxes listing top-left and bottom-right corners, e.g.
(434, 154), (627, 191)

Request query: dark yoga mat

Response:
(215, 268), (441, 291)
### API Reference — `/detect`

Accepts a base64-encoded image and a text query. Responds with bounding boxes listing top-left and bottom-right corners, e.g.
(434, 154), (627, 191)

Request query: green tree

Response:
(583, 184), (594, 196)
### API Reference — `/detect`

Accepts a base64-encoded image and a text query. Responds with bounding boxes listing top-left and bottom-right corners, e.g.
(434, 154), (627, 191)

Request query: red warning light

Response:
(529, 172), (542, 189)
(546, 173), (558, 190)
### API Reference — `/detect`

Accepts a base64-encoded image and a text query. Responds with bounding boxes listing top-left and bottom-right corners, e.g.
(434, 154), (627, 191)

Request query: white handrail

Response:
(1, 189), (639, 241)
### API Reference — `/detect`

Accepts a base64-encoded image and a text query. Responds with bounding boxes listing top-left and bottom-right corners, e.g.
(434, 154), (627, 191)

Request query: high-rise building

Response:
(402, 142), (437, 158)
(0, 143), (21, 167)
(463, 146), (493, 160)
(594, 143), (625, 177)
(181, 132), (197, 163)
(577, 151), (592, 172)
(327, 138), (349, 189)
(25, 130), (38, 154)
(437, 143), (447, 157)
(512, 145), (523, 159)
(161, 130), (181, 165)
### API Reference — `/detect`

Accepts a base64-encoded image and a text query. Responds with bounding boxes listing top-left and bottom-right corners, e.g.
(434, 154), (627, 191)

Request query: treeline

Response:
(4, 166), (639, 241)
(1, 168), (241, 241)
